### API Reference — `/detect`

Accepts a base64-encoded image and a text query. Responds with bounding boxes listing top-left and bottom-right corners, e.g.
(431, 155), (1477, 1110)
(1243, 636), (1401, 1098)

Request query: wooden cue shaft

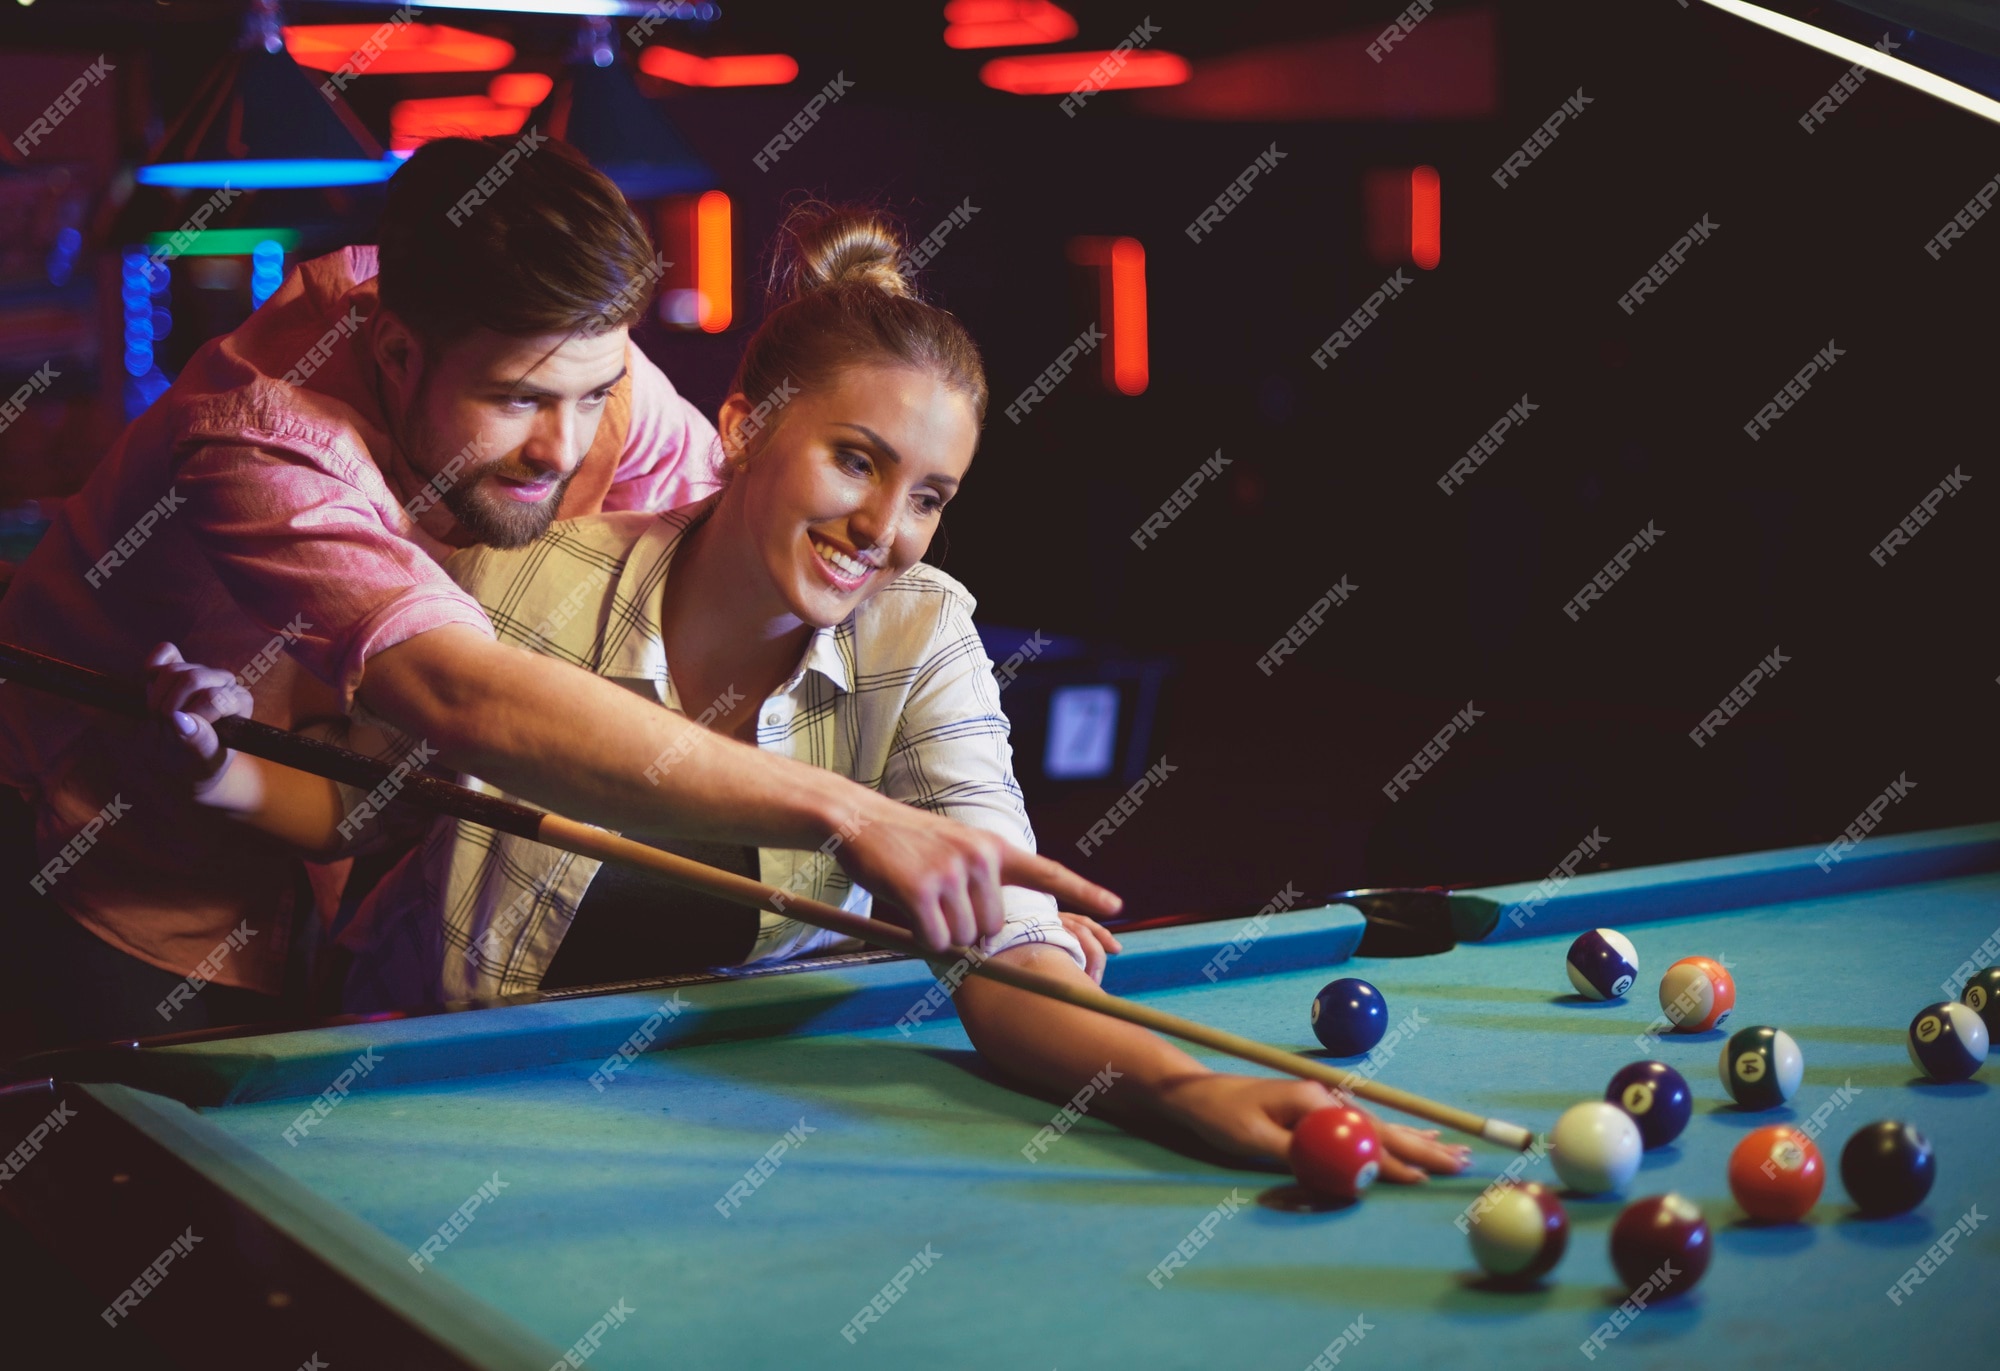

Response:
(542, 816), (1535, 1150)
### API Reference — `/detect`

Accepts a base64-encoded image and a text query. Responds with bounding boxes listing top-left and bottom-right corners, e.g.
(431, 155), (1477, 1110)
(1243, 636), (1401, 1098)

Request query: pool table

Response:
(3, 822), (1997, 1370)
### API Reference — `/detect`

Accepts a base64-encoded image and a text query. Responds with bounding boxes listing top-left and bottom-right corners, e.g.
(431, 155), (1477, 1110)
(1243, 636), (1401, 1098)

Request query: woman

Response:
(152, 204), (1470, 1180)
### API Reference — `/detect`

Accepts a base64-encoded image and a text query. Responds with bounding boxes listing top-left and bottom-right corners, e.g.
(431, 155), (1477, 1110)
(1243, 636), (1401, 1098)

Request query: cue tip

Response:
(1482, 1119), (1536, 1151)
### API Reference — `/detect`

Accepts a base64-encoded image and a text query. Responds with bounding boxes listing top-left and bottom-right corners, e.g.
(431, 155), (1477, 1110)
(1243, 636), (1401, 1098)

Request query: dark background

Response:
(2, 0), (1995, 925)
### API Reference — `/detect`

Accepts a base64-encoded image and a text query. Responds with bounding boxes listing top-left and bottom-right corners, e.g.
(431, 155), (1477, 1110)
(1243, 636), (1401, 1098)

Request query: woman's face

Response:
(720, 363), (979, 628)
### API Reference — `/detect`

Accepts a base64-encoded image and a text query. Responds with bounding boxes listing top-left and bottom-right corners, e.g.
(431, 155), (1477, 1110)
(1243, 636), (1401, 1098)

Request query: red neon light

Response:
(283, 24), (514, 75)
(1411, 165), (1441, 269)
(943, 1), (1077, 49)
(390, 97), (528, 153)
(697, 191), (732, 333)
(488, 72), (554, 109)
(1066, 235), (1148, 396)
(980, 50), (1189, 95)
(638, 46), (799, 87)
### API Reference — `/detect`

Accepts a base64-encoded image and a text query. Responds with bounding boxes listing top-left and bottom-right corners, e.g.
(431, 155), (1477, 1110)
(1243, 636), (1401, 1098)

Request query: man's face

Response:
(396, 326), (629, 548)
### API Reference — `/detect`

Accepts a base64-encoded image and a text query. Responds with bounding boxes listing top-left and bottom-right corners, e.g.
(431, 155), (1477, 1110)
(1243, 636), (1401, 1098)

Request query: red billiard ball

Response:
(1728, 1125), (1824, 1223)
(1290, 1106), (1380, 1201)
(1609, 1194), (1711, 1298)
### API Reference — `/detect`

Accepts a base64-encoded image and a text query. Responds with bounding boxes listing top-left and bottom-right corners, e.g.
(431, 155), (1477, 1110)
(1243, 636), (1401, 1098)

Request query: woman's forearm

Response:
(194, 753), (349, 857)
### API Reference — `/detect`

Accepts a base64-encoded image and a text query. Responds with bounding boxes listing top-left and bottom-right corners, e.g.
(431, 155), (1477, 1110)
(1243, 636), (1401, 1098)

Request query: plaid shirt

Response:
(341, 496), (1083, 1006)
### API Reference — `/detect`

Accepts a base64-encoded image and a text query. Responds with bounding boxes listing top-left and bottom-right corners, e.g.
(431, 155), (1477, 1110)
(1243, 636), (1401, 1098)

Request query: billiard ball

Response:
(1311, 978), (1387, 1057)
(1609, 1194), (1711, 1297)
(1907, 1002), (1989, 1083)
(1290, 1105), (1380, 1201)
(1839, 1120), (1935, 1216)
(1566, 928), (1639, 1001)
(1549, 1101), (1643, 1195)
(1466, 1181), (1569, 1284)
(1962, 966), (2000, 1038)
(1727, 1125), (1824, 1223)
(1718, 1026), (1803, 1109)
(1604, 1061), (1692, 1150)
(1658, 955), (1735, 1033)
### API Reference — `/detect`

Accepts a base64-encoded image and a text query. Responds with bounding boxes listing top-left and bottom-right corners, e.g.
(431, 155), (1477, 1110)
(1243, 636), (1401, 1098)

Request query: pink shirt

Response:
(0, 247), (721, 994)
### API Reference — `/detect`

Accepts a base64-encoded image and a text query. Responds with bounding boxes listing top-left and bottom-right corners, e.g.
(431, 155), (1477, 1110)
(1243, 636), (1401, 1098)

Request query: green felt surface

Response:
(172, 866), (2000, 1370)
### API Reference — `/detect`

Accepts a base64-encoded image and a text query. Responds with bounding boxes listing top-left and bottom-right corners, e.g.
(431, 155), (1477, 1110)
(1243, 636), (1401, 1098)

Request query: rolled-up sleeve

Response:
(601, 346), (725, 514)
(176, 440), (494, 709)
(881, 594), (1087, 972)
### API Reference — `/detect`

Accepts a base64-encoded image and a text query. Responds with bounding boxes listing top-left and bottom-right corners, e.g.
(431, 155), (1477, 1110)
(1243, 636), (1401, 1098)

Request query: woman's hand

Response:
(143, 642), (250, 790)
(1153, 1073), (1474, 1181)
(1056, 910), (1123, 984)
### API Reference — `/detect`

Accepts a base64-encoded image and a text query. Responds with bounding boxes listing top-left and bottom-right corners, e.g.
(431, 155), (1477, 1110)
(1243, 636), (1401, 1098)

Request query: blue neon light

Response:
(250, 238), (284, 308)
(137, 159), (399, 189)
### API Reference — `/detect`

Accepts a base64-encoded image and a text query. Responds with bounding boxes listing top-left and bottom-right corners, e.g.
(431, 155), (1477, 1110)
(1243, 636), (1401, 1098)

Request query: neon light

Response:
(638, 46), (798, 87)
(943, 1), (1077, 50)
(696, 190), (732, 333)
(142, 228), (301, 256)
(283, 23), (514, 75)
(390, 96), (530, 151)
(251, 240), (285, 308)
(1108, 237), (1147, 395)
(980, 50), (1188, 95)
(1411, 165), (1441, 270)
(488, 72), (555, 107)
(138, 160), (397, 189)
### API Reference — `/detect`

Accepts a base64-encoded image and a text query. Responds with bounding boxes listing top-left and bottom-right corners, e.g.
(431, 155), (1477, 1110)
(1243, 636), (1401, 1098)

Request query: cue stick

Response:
(0, 639), (1536, 1150)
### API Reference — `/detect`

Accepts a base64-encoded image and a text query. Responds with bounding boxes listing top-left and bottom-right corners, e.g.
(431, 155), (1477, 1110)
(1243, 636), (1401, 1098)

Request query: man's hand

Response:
(1153, 1073), (1474, 1180)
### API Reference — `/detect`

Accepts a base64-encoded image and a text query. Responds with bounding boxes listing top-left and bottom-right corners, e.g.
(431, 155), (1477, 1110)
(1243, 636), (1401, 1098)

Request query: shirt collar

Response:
(600, 494), (857, 701)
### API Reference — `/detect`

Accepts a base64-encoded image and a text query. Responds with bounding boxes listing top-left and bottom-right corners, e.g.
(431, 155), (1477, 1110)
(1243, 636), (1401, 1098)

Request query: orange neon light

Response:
(488, 72), (554, 109)
(1411, 166), (1441, 270)
(639, 46), (799, 87)
(389, 97), (528, 153)
(943, 1), (1077, 49)
(1066, 235), (1148, 396)
(284, 24), (514, 75)
(980, 50), (1188, 95)
(696, 191), (733, 333)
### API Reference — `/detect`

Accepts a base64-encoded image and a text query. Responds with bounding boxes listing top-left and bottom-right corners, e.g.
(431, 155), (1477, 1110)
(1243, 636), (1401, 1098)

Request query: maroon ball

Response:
(1609, 1194), (1711, 1297)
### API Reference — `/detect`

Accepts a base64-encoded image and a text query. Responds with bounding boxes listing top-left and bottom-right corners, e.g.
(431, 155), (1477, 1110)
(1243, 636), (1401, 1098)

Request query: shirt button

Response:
(764, 712), (781, 726)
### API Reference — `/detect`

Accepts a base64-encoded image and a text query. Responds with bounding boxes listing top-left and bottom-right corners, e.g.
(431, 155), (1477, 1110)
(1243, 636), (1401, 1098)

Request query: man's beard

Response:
(402, 402), (576, 549)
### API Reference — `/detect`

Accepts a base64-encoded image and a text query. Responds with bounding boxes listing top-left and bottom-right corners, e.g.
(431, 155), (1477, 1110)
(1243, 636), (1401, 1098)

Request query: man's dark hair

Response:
(377, 134), (661, 345)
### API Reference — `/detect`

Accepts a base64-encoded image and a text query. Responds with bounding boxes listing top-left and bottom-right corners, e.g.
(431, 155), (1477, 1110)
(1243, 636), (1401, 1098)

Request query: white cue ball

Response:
(1549, 1101), (1643, 1195)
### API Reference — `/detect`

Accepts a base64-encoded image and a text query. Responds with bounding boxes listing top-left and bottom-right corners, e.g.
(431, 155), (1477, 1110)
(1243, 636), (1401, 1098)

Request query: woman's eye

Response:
(912, 491), (944, 515)
(835, 449), (872, 476)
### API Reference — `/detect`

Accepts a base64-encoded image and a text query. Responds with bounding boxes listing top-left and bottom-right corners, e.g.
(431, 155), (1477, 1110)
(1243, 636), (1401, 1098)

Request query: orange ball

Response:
(1659, 955), (1736, 1033)
(1728, 1124), (1824, 1222)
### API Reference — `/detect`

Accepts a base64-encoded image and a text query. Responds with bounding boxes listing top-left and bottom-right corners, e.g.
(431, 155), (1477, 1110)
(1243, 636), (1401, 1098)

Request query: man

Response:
(0, 136), (1116, 1047)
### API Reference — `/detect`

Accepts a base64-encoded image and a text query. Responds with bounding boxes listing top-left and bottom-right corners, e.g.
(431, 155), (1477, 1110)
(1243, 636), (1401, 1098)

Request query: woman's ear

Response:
(716, 392), (758, 467)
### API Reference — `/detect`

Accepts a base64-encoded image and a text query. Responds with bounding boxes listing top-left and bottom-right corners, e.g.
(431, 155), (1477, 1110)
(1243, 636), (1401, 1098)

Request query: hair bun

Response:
(768, 201), (913, 305)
